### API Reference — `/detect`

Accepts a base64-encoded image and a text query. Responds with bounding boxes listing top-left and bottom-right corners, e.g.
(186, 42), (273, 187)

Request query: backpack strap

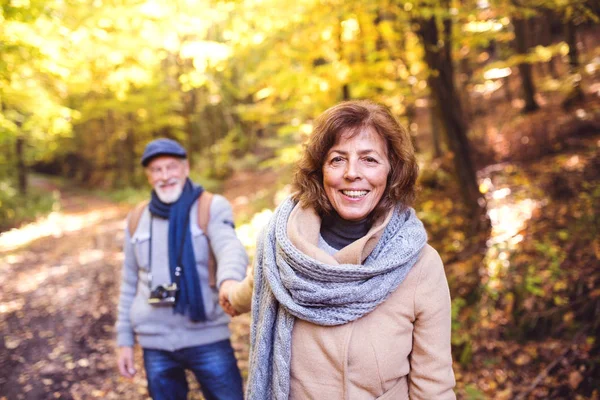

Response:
(127, 200), (149, 237)
(197, 191), (217, 288)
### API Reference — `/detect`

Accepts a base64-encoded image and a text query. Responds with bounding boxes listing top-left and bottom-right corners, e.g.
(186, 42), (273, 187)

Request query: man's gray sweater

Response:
(115, 194), (248, 351)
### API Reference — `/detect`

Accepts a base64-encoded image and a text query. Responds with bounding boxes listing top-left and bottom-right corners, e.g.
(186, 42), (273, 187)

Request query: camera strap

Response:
(147, 214), (188, 290)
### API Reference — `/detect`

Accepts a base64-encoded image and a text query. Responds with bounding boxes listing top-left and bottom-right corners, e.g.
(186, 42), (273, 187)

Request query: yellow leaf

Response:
(514, 353), (531, 365)
(496, 388), (513, 400)
(553, 280), (568, 291)
(563, 312), (574, 324)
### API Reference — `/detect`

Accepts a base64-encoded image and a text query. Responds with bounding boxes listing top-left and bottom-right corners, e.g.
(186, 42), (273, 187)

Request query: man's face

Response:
(145, 156), (189, 203)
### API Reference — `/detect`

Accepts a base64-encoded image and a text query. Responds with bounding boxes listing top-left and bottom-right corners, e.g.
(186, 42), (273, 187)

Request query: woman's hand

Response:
(219, 280), (240, 317)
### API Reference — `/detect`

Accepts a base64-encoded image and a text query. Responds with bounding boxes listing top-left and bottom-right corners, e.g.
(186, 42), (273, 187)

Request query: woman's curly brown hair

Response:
(292, 100), (418, 221)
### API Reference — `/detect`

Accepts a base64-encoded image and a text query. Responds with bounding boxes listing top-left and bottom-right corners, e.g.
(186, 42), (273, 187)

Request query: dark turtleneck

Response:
(320, 211), (371, 250)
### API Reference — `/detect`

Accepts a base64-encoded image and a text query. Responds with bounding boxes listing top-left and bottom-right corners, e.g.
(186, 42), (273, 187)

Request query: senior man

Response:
(115, 138), (247, 400)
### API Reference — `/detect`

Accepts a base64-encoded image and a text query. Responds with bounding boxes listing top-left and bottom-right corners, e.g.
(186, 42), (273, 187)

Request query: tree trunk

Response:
(374, 9), (386, 54)
(512, 16), (540, 113)
(338, 17), (351, 101)
(198, 104), (215, 168)
(405, 104), (418, 153)
(562, 19), (585, 108)
(125, 113), (137, 186)
(414, 14), (487, 228)
(547, 57), (559, 80)
(16, 136), (27, 195)
(541, 10), (559, 79)
(503, 75), (513, 102)
(106, 110), (119, 187)
(565, 18), (581, 72)
(182, 89), (198, 165)
(429, 97), (443, 159)
(458, 57), (473, 121)
(342, 84), (351, 101)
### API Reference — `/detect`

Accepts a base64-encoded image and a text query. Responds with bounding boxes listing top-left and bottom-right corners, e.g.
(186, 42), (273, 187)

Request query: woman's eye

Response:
(364, 157), (378, 163)
(331, 156), (344, 163)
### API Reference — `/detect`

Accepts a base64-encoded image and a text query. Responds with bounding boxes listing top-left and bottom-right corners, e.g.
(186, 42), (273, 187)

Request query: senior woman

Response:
(223, 100), (456, 399)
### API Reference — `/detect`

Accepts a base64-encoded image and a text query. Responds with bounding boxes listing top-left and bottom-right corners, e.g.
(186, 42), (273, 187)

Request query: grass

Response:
(0, 181), (58, 232)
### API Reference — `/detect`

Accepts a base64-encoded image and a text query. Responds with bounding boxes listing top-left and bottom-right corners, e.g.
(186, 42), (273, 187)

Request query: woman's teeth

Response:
(342, 190), (368, 198)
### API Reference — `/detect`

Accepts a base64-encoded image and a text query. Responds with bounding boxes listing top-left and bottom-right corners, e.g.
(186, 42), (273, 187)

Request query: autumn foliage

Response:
(1, 0), (600, 399)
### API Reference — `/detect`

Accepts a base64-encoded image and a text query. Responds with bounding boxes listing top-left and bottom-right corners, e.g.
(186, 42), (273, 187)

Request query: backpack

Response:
(126, 192), (218, 288)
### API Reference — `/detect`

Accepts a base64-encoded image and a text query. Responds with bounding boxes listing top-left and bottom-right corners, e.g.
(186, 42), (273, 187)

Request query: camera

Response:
(148, 283), (178, 306)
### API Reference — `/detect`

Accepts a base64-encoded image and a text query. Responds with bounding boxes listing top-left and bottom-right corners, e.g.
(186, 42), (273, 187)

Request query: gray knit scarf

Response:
(246, 197), (427, 399)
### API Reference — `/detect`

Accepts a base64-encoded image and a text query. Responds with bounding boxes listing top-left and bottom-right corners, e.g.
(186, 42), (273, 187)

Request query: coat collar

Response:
(286, 203), (394, 265)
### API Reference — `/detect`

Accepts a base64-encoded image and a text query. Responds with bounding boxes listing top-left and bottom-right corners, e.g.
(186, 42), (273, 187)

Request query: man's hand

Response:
(219, 279), (240, 317)
(117, 346), (137, 379)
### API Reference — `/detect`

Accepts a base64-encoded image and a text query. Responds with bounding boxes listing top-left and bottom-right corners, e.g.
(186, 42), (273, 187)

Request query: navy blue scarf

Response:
(149, 178), (206, 322)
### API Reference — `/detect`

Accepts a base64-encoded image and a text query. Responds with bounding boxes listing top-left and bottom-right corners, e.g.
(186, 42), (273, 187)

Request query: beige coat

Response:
(229, 205), (456, 399)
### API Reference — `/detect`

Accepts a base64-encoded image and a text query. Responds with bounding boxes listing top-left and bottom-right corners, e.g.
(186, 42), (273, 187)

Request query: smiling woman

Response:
(224, 100), (456, 400)
(294, 99), (418, 223)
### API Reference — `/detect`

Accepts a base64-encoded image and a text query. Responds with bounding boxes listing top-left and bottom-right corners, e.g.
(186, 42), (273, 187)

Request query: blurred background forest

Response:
(1, 0), (600, 399)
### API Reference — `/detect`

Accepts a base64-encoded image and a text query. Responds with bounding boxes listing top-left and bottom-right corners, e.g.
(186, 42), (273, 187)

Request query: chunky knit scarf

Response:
(246, 197), (427, 399)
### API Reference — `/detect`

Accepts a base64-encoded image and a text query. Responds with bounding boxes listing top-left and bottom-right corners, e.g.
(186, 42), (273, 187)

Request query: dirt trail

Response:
(0, 189), (131, 399)
(0, 188), (250, 400)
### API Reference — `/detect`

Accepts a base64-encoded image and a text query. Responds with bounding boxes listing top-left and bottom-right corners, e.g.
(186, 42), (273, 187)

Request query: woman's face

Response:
(322, 128), (391, 221)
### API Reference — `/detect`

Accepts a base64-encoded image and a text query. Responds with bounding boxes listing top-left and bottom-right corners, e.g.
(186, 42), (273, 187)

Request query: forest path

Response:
(0, 185), (141, 399)
(0, 182), (250, 400)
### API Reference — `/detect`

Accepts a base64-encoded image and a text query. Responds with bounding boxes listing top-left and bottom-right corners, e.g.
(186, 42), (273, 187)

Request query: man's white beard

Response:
(154, 179), (184, 204)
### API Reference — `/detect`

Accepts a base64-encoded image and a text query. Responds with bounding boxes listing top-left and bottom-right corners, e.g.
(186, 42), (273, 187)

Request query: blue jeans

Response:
(142, 339), (243, 400)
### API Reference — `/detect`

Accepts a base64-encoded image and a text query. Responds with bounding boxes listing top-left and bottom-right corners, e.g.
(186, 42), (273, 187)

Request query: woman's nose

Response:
(344, 160), (360, 180)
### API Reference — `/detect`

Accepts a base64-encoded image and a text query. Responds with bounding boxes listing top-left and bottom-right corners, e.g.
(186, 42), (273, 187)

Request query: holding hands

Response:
(219, 280), (240, 317)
